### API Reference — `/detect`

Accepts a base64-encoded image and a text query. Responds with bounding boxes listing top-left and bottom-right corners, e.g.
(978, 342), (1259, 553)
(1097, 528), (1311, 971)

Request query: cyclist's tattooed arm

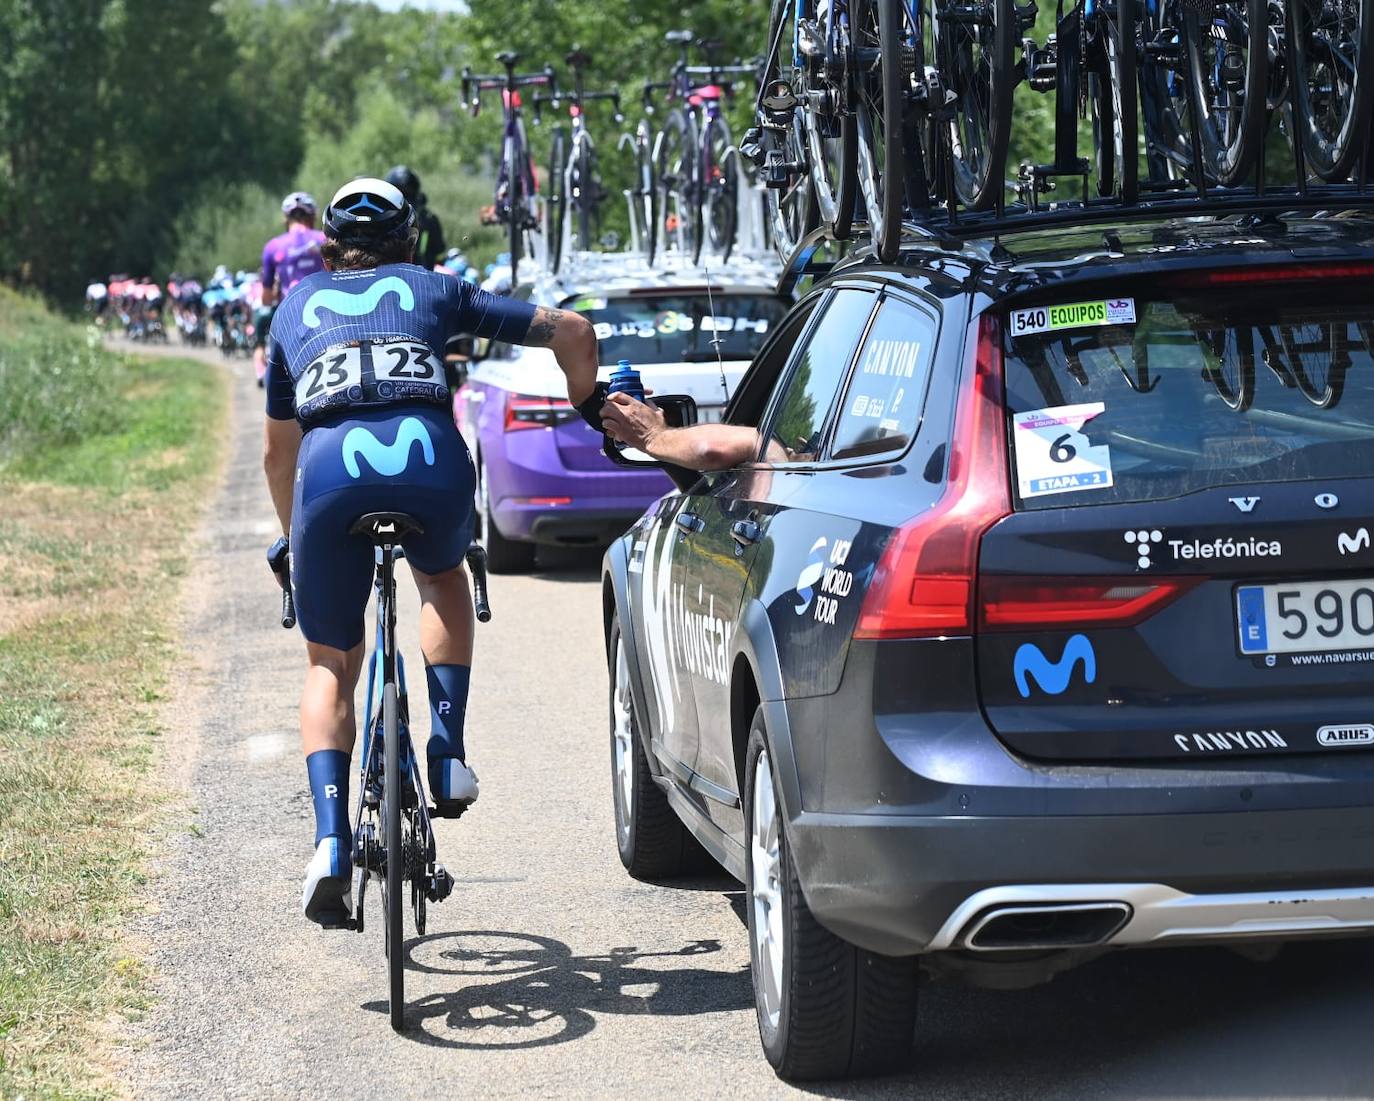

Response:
(524, 306), (598, 406)
(263, 415), (303, 537)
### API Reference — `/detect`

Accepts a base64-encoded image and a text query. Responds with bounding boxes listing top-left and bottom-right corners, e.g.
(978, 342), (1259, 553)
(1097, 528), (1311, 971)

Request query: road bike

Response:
(748, 0), (1014, 263)
(462, 52), (556, 275)
(647, 31), (757, 264)
(535, 49), (623, 273)
(269, 519), (493, 1032)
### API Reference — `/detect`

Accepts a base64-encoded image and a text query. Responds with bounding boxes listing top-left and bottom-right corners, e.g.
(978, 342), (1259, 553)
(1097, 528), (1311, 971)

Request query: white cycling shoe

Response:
(431, 758), (479, 817)
(302, 836), (353, 928)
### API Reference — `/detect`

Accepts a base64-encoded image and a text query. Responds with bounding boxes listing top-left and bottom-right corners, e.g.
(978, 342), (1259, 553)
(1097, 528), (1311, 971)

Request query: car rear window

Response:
(1001, 278), (1374, 509)
(568, 293), (790, 366)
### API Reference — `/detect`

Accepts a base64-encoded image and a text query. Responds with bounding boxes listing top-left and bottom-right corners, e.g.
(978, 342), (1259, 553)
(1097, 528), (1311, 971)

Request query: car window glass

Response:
(724, 298), (818, 428)
(760, 289), (875, 464)
(830, 297), (937, 461)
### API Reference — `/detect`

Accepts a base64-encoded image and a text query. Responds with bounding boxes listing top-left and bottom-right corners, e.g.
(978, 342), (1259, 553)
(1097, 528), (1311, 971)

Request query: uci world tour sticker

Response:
(1009, 297), (1136, 337)
(1013, 402), (1114, 499)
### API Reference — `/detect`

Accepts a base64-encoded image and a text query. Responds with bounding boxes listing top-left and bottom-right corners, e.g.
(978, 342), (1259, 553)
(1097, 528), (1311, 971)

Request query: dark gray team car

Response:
(601, 218), (1374, 1079)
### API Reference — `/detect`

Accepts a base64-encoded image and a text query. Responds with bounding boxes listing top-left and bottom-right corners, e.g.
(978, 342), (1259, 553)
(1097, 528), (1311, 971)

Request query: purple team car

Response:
(454, 262), (789, 571)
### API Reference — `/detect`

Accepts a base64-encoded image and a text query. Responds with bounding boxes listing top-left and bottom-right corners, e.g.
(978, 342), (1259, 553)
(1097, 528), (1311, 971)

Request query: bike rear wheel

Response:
(383, 680), (405, 1032)
(547, 127), (568, 274)
(935, 0), (1015, 210)
(655, 110), (699, 258)
(802, 0), (859, 239)
(1181, 0), (1268, 185)
(1290, 0), (1374, 180)
(853, 0), (908, 261)
(574, 135), (598, 252)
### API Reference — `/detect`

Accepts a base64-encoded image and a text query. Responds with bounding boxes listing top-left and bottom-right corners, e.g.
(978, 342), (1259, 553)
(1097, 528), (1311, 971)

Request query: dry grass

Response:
(0, 350), (227, 1100)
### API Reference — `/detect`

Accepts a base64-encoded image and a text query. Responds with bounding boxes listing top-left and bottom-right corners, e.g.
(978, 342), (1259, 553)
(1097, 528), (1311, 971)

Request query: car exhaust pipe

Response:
(960, 902), (1132, 951)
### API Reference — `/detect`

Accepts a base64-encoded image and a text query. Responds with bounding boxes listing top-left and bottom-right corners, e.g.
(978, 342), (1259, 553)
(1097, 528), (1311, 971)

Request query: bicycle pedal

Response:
(429, 800), (469, 820)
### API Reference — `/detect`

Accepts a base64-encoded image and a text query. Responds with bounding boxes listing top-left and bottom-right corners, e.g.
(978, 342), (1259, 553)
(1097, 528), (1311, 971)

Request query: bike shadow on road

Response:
(795, 937), (1374, 1100)
(529, 545), (603, 582)
(363, 929), (751, 1049)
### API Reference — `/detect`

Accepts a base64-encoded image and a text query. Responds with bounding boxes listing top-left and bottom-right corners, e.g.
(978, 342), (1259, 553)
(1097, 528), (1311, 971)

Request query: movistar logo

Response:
(348, 195), (386, 215)
(1013, 634), (1096, 699)
(342, 417), (435, 479)
(301, 276), (414, 328)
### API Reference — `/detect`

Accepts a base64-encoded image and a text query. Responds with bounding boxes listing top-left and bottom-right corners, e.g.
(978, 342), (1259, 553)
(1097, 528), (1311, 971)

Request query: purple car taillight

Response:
(504, 392), (577, 431)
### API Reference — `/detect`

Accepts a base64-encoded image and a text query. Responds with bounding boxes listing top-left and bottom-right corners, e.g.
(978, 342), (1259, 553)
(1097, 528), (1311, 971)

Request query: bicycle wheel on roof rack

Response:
(1089, 0), (1139, 201)
(547, 126), (567, 274)
(853, 0), (908, 262)
(1289, 0), (1374, 181)
(933, 0), (1015, 210)
(1179, 0), (1268, 186)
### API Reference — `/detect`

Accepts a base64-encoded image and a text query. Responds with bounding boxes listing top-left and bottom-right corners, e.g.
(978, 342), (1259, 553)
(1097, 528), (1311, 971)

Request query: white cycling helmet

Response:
(281, 191), (318, 217)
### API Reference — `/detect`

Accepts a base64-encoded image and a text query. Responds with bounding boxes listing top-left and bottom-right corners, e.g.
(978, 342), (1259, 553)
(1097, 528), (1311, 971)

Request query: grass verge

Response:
(0, 289), (227, 1099)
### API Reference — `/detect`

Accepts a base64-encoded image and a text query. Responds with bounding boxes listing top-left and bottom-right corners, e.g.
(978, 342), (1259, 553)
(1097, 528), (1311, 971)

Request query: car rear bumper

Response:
(786, 803), (1374, 957)
(775, 638), (1374, 957)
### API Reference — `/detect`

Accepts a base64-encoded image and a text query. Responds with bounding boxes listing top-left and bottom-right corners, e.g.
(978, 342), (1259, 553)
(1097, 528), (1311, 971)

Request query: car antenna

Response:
(702, 263), (730, 406)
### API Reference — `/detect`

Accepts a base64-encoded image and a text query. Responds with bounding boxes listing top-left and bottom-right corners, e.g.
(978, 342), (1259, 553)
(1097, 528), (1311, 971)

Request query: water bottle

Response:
(607, 358), (645, 403)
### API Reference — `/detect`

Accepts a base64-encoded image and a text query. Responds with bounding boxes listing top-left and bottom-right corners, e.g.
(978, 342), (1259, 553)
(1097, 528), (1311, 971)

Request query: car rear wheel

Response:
(475, 454), (535, 574)
(744, 709), (919, 1080)
(608, 610), (709, 879)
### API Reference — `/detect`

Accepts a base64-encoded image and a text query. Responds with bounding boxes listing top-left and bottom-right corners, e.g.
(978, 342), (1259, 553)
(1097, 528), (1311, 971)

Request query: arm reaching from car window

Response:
(599, 392), (763, 471)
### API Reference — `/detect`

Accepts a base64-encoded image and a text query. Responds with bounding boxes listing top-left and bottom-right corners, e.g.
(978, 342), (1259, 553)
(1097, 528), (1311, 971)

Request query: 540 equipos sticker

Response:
(1009, 298), (1137, 337)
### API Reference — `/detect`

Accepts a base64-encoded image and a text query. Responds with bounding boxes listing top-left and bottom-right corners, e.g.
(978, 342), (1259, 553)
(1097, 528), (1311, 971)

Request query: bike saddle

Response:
(566, 48), (591, 69)
(349, 512), (425, 543)
(495, 50), (520, 65)
(664, 29), (693, 44)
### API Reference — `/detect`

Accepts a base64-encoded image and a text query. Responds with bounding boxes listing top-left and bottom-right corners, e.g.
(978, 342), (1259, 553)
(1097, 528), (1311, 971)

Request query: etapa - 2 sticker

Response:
(1009, 298), (1136, 337)
(1013, 402), (1114, 499)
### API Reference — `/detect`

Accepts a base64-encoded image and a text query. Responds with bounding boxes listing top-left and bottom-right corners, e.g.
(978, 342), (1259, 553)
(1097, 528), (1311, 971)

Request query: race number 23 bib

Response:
(295, 339), (446, 413)
(371, 339), (442, 383)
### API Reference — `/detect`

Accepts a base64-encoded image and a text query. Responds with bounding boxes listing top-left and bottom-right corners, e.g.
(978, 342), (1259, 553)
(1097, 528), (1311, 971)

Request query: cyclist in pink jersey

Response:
(254, 192), (326, 385)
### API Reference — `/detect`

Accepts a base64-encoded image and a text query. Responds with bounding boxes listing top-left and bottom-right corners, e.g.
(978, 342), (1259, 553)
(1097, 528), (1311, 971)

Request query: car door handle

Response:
(675, 513), (704, 535)
(730, 519), (761, 547)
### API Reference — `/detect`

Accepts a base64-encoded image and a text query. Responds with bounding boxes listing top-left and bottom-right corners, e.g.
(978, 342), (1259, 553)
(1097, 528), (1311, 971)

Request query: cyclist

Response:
(255, 192), (326, 385)
(263, 176), (602, 925)
(385, 166), (447, 270)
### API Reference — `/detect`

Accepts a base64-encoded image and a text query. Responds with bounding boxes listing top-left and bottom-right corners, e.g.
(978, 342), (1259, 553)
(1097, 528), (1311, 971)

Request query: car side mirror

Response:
(601, 394), (698, 471)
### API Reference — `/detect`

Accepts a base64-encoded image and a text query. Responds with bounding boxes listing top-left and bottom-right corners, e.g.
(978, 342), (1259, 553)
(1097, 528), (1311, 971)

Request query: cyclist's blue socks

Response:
(425, 663), (471, 764)
(306, 749), (351, 846)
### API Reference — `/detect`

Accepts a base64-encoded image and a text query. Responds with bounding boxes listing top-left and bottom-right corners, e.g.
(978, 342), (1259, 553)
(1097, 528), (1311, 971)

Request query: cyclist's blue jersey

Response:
(265, 262), (535, 427)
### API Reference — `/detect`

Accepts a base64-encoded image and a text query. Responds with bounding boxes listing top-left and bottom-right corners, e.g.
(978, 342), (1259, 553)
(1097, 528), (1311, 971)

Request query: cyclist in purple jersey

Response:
(255, 191), (327, 385)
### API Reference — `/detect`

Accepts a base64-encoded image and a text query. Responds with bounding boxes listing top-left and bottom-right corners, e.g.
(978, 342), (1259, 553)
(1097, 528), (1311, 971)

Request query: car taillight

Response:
(504, 393), (575, 431)
(979, 577), (1200, 630)
(854, 314), (1012, 640)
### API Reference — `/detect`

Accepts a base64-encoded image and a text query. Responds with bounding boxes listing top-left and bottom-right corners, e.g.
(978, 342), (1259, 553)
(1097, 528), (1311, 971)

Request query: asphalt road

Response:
(122, 351), (1374, 1100)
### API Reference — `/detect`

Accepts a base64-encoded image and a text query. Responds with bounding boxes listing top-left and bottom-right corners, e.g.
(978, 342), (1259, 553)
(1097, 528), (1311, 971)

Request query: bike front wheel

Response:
(701, 114), (738, 262)
(655, 110), (700, 258)
(1090, 0), (1139, 201)
(934, 0), (1015, 210)
(1182, 0), (1268, 185)
(547, 127), (568, 274)
(383, 680), (405, 1032)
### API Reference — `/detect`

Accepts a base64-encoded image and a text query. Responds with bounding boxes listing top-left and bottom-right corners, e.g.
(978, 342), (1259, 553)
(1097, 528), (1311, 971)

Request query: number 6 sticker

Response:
(1012, 402), (1114, 499)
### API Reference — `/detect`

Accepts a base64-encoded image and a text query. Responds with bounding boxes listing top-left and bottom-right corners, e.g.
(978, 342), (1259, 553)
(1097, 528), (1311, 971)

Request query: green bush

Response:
(0, 291), (126, 465)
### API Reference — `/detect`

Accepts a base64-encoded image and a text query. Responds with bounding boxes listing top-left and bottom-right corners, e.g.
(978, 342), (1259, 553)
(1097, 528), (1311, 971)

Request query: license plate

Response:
(1236, 578), (1374, 655)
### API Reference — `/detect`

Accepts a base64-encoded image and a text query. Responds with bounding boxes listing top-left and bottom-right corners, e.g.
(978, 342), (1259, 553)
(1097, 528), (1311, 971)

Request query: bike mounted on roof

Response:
(742, 0), (1374, 287)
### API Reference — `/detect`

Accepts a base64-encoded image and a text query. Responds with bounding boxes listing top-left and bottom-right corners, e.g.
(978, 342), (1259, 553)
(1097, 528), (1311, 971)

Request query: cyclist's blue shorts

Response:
(290, 404), (474, 651)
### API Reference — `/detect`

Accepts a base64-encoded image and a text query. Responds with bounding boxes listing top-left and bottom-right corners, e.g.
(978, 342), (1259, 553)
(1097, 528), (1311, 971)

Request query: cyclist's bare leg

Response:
(411, 561), (474, 664)
(301, 640), (366, 755)
(411, 562), (478, 807)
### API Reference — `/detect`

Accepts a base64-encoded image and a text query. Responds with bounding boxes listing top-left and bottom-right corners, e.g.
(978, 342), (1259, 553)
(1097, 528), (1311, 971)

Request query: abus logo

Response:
(1124, 529), (1164, 569)
(1317, 724), (1374, 747)
(1338, 528), (1371, 556)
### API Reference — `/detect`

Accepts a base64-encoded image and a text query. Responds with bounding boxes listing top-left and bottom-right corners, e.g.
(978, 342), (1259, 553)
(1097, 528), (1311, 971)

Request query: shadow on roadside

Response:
(363, 929), (751, 1049)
